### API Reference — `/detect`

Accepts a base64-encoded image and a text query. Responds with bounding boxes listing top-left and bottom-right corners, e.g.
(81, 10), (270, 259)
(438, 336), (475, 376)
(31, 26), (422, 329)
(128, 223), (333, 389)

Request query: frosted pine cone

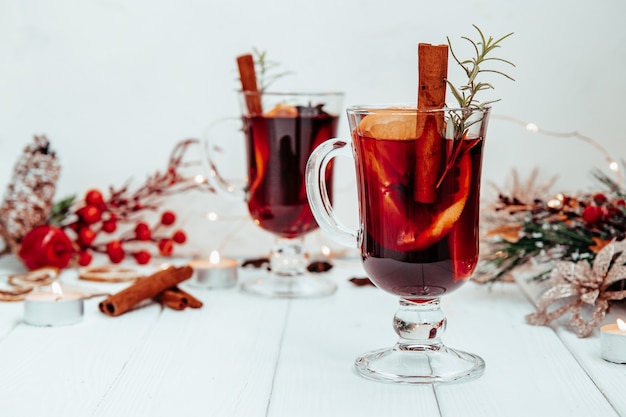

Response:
(0, 135), (61, 249)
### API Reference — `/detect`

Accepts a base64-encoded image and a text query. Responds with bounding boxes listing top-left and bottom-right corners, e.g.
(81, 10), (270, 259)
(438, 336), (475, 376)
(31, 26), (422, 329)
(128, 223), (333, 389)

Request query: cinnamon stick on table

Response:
(154, 286), (203, 310)
(99, 266), (193, 317)
(415, 43), (448, 203)
(236, 54), (263, 115)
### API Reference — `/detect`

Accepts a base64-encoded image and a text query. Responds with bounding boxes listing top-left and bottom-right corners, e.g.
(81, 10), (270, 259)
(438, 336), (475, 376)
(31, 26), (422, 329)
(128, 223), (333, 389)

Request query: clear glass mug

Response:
(205, 91), (344, 298)
(305, 104), (490, 383)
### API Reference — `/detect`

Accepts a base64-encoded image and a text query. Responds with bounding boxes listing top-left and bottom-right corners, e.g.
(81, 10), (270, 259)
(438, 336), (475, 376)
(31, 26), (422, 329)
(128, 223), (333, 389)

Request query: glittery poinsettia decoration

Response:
(526, 239), (626, 337)
(475, 167), (626, 284)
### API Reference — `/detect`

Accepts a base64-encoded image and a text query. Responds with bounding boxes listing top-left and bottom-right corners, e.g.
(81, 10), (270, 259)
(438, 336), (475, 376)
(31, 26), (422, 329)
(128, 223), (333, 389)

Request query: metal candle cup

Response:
(189, 251), (238, 289)
(23, 284), (84, 326)
(600, 319), (626, 364)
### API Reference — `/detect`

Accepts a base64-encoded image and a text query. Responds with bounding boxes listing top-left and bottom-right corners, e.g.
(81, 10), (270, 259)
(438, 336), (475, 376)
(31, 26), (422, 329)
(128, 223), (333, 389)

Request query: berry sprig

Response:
(17, 139), (209, 270)
(67, 188), (188, 266)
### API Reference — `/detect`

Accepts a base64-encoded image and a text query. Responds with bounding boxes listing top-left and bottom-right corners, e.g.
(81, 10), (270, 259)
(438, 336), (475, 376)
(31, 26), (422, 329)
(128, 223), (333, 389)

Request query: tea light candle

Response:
(600, 318), (626, 364)
(24, 282), (84, 326)
(189, 250), (238, 289)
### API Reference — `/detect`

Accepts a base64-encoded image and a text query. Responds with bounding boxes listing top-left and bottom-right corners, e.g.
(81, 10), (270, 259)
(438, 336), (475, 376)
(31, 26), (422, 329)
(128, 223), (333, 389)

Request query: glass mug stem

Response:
(270, 237), (308, 277)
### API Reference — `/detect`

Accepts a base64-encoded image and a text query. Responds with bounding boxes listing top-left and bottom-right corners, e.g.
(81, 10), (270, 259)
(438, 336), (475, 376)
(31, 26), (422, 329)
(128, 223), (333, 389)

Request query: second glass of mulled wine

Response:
(206, 91), (344, 298)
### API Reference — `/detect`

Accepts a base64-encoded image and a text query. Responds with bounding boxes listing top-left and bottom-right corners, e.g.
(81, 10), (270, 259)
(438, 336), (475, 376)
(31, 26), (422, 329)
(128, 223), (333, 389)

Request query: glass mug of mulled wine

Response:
(305, 105), (490, 383)
(205, 91), (344, 298)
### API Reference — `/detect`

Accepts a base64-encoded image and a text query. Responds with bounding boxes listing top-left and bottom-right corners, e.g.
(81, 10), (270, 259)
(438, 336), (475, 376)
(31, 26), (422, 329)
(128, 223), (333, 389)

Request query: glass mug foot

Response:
(240, 237), (337, 298)
(354, 345), (485, 384)
(240, 274), (337, 298)
(355, 297), (484, 384)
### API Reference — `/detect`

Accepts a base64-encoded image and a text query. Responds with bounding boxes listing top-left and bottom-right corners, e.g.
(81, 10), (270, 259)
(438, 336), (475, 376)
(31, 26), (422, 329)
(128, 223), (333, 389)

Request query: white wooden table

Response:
(1, 254), (625, 417)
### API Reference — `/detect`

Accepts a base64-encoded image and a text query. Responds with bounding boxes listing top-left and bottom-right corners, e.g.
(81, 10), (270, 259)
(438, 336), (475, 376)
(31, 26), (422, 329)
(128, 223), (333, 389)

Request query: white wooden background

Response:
(0, 255), (624, 417)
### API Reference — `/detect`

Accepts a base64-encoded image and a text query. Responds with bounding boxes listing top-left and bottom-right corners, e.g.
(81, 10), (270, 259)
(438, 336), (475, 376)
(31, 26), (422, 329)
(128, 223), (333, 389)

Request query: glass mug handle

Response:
(306, 138), (359, 248)
(203, 117), (247, 201)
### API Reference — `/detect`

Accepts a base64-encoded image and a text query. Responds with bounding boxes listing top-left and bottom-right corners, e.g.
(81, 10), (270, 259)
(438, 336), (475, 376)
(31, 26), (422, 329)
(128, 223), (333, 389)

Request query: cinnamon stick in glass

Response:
(415, 43), (448, 203)
(99, 266), (193, 317)
(237, 53), (263, 115)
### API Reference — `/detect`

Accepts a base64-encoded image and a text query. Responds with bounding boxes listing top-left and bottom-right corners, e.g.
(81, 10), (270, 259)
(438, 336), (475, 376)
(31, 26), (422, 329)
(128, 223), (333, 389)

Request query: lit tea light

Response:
(23, 282), (84, 327)
(600, 318), (626, 364)
(188, 250), (238, 289)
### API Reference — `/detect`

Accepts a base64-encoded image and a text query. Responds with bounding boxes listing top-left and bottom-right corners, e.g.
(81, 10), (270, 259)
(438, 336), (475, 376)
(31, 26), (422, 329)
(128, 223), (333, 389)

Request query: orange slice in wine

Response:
(358, 109), (417, 140)
(393, 152), (472, 251)
(265, 104), (298, 117)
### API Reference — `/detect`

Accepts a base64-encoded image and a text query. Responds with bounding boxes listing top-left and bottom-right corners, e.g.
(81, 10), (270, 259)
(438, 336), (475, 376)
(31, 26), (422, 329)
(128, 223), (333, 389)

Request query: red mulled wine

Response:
(353, 133), (484, 300)
(244, 108), (338, 238)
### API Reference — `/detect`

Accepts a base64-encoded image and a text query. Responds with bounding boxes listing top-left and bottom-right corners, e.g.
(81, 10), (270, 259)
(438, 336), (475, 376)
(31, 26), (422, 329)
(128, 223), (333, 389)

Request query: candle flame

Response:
(321, 245), (331, 257)
(51, 281), (63, 301)
(209, 250), (220, 264)
(617, 318), (626, 331)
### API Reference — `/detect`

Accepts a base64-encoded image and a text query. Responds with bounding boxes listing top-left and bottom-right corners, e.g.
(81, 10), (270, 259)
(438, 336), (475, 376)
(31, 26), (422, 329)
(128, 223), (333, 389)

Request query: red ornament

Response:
(18, 225), (75, 270)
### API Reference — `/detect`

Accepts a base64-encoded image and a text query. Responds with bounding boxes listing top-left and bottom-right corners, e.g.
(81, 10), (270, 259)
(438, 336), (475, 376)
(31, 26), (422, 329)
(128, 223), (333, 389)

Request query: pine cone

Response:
(0, 135), (61, 252)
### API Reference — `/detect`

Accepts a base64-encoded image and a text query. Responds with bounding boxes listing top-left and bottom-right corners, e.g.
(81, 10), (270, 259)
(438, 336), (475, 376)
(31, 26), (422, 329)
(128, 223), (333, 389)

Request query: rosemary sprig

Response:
(446, 25), (516, 111)
(437, 26), (515, 187)
(252, 48), (293, 92)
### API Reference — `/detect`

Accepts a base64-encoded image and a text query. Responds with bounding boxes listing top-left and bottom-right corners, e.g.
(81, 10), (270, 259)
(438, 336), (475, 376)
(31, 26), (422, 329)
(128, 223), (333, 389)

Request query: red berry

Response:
(85, 189), (105, 208)
(616, 199), (625, 208)
(77, 205), (102, 224)
(160, 211), (176, 226)
(157, 239), (174, 256)
(172, 230), (187, 244)
(78, 227), (97, 246)
(582, 206), (602, 225)
(101, 219), (117, 233)
(134, 222), (152, 241)
(107, 240), (122, 252)
(593, 193), (607, 205)
(133, 250), (152, 265)
(78, 251), (93, 266)
(18, 225), (75, 270)
(106, 240), (124, 263)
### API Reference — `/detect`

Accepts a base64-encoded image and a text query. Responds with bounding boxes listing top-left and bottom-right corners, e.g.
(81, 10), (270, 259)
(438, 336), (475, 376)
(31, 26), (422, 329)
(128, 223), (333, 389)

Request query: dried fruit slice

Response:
(358, 109), (417, 140)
